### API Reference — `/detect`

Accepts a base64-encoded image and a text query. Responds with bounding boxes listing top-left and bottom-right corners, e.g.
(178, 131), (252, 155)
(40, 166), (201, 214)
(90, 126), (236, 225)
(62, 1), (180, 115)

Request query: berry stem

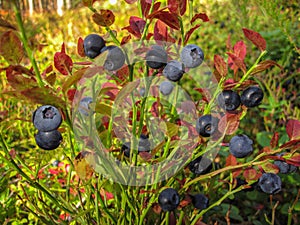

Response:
(233, 50), (267, 90)
(12, 1), (43, 87)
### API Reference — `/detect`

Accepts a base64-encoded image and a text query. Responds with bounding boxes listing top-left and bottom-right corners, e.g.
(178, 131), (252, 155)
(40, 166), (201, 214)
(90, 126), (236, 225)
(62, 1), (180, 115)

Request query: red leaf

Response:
(179, 0), (187, 16)
(67, 89), (76, 102)
(218, 112), (241, 135)
(168, 0), (180, 14)
(214, 54), (227, 77)
(125, 0), (137, 3)
(280, 139), (300, 149)
(0, 30), (24, 64)
(148, 11), (180, 30)
(54, 43), (73, 75)
(154, 19), (168, 42)
(227, 52), (246, 74)
(226, 34), (232, 51)
(242, 28), (266, 51)
(261, 162), (279, 174)
(251, 60), (283, 75)
(121, 35), (131, 45)
(243, 167), (261, 183)
(92, 10), (115, 27)
(54, 52), (73, 75)
(227, 41), (246, 74)
(129, 16), (146, 38)
(286, 154), (300, 167)
(184, 24), (201, 45)
(270, 132), (279, 149)
(194, 87), (211, 103)
(233, 41), (247, 60)
(190, 13), (209, 24)
(141, 0), (161, 18)
(115, 65), (129, 84)
(286, 119), (300, 140)
(82, 0), (97, 7)
(122, 16), (146, 38)
(225, 154), (237, 167)
(168, 0), (186, 16)
(61, 42), (66, 54)
(0, 17), (16, 30)
(6, 67), (37, 90)
(77, 37), (85, 57)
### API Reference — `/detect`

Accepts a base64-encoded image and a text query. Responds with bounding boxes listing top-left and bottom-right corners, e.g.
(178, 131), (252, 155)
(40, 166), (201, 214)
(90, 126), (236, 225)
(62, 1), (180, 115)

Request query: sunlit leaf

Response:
(92, 10), (115, 27)
(242, 28), (266, 51)
(0, 31), (24, 64)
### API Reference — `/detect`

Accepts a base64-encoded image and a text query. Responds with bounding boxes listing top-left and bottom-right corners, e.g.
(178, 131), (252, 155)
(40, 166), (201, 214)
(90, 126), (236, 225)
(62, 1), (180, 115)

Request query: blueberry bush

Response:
(0, 0), (299, 225)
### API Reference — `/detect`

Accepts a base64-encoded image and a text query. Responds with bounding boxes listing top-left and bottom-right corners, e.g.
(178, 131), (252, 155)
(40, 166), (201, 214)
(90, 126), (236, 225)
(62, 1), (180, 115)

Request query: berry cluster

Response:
(217, 86), (264, 112)
(145, 44), (204, 96)
(83, 34), (126, 71)
(32, 105), (63, 150)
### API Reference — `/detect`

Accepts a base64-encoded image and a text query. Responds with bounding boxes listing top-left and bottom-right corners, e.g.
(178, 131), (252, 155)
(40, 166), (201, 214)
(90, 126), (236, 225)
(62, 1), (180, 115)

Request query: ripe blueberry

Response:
(83, 34), (105, 59)
(163, 60), (185, 82)
(101, 45), (125, 71)
(158, 188), (180, 212)
(32, 105), (62, 132)
(196, 114), (218, 137)
(78, 97), (93, 116)
(139, 87), (145, 97)
(145, 45), (168, 69)
(159, 81), (174, 96)
(217, 90), (241, 111)
(180, 44), (204, 68)
(258, 173), (282, 194)
(35, 130), (62, 150)
(122, 134), (151, 157)
(229, 134), (253, 158)
(240, 86), (264, 108)
(190, 194), (209, 210)
(188, 156), (212, 175)
(274, 160), (298, 174)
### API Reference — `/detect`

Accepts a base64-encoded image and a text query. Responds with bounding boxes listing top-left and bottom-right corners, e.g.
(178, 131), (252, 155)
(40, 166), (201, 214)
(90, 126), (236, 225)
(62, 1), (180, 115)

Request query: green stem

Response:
(140, 0), (155, 42)
(12, 2), (43, 87)
(190, 186), (244, 225)
(204, 77), (226, 114)
(0, 134), (73, 214)
(233, 50), (267, 90)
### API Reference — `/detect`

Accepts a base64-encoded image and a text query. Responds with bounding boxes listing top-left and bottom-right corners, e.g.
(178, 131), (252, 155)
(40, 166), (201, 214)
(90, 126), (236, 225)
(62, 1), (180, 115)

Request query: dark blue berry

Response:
(158, 188), (180, 212)
(35, 130), (62, 150)
(191, 194), (209, 210)
(217, 90), (241, 111)
(188, 156), (212, 175)
(78, 97), (93, 116)
(229, 134), (253, 158)
(145, 45), (168, 69)
(32, 105), (62, 132)
(159, 81), (174, 96)
(258, 173), (282, 194)
(180, 44), (204, 68)
(196, 114), (219, 137)
(122, 135), (151, 157)
(163, 60), (185, 82)
(240, 86), (264, 108)
(83, 34), (105, 59)
(101, 45), (125, 71)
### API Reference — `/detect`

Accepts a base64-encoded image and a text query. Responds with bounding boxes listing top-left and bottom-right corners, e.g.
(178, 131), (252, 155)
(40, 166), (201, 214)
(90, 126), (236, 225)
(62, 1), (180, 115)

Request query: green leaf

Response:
(256, 131), (272, 147)
(0, 30), (24, 64)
